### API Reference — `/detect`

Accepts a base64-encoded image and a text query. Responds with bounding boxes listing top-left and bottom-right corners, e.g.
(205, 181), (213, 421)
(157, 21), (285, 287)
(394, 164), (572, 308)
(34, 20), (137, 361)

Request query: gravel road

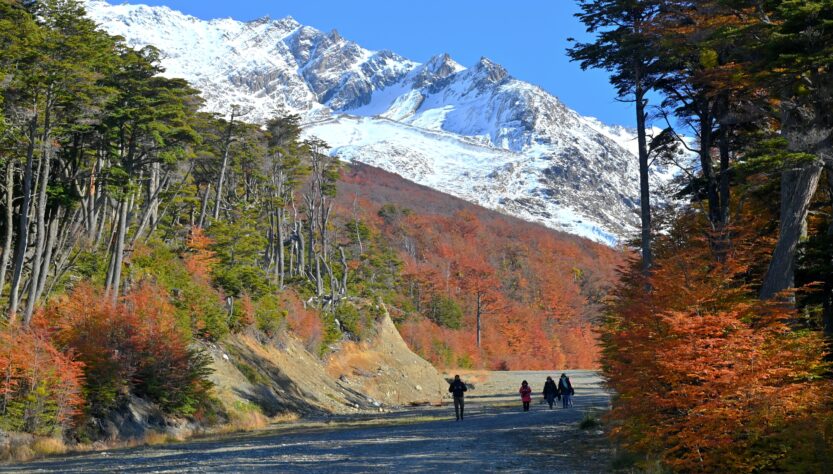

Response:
(2, 370), (612, 473)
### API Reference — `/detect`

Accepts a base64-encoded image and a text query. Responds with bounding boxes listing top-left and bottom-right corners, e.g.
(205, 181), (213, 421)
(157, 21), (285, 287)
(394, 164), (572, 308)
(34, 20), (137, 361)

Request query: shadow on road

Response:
(1, 370), (611, 473)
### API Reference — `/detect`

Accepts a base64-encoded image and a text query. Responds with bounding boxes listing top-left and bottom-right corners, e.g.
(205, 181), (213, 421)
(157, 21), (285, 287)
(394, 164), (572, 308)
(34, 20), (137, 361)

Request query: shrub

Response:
(40, 282), (213, 417)
(334, 303), (366, 338)
(579, 412), (600, 430)
(318, 310), (342, 355)
(0, 327), (84, 436)
(253, 295), (286, 337)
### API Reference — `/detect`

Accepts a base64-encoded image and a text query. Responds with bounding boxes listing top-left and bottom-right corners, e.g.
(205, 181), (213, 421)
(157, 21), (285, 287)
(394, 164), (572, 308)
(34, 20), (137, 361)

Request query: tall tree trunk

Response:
(277, 208), (285, 288)
(33, 209), (59, 307)
(8, 114), (38, 321)
(109, 198), (129, 303)
(697, 106), (721, 229)
(761, 100), (830, 300)
(715, 123), (732, 261)
(198, 182), (210, 228)
(296, 221), (305, 277)
(86, 156), (99, 241)
(718, 126), (731, 227)
(0, 160), (15, 297)
(24, 98), (54, 324)
(760, 159), (824, 299)
(212, 110), (236, 221)
(634, 84), (653, 274)
(131, 165), (168, 245)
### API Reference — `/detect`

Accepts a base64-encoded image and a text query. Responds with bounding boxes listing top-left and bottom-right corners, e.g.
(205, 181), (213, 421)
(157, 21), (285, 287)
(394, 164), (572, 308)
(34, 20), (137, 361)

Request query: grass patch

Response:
(234, 361), (271, 386)
(30, 437), (67, 456)
(579, 411), (601, 430)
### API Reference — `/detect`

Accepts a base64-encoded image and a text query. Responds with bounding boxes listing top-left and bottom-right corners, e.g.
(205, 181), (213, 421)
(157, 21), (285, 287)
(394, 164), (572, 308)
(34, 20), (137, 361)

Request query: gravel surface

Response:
(2, 370), (612, 473)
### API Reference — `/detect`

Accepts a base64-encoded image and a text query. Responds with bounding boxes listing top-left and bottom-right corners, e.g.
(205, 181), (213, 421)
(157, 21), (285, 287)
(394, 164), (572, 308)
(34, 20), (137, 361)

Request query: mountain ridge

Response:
(83, 0), (660, 244)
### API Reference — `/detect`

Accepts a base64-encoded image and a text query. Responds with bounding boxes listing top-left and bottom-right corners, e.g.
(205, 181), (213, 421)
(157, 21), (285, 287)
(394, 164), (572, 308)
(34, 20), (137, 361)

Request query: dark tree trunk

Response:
(634, 85), (652, 274)
(761, 100), (830, 300)
(714, 123), (732, 261)
(697, 105), (721, 230)
(8, 115), (38, 321)
(760, 159), (824, 299)
(718, 126), (731, 227)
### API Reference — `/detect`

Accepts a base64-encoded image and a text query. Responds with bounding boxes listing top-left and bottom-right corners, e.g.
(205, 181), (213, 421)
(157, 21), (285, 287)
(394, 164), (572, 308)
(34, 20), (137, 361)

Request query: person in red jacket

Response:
(519, 380), (533, 411)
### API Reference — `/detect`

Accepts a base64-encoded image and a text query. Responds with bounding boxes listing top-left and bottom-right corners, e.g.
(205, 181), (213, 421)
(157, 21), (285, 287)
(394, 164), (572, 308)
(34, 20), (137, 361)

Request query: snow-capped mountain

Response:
(83, 0), (654, 245)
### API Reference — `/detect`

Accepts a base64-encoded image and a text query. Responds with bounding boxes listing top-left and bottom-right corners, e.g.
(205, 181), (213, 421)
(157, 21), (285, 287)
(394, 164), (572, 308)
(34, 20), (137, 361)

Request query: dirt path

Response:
(2, 371), (613, 473)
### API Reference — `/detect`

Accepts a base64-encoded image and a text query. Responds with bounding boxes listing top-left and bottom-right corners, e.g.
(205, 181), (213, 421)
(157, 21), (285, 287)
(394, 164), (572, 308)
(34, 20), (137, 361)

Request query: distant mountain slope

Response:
(337, 163), (624, 369)
(84, 0), (665, 244)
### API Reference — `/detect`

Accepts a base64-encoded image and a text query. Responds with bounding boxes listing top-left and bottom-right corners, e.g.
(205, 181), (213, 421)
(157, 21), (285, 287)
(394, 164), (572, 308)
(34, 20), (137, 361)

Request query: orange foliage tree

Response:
(184, 226), (218, 283)
(603, 208), (833, 472)
(0, 327), (83, 435)
(37, 282), (212, 417)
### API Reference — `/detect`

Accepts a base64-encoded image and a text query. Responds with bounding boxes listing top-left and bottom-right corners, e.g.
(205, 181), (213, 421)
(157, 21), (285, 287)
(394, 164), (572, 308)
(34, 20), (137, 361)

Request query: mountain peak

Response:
(473, 57), (509, 83)
(328, 28), (343, 42)
(424, 53), (464, 76)
(254, 15), (301, 31)
(279, 15), (299, 26)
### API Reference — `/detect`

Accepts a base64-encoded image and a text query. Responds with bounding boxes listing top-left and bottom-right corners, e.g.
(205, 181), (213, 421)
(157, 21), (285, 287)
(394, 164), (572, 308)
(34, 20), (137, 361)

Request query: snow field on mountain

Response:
(84, 0), (664, 245)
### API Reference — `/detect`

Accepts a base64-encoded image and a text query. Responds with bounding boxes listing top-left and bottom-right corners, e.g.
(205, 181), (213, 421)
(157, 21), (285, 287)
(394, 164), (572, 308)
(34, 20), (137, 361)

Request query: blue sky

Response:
(131, 0), (635, 127)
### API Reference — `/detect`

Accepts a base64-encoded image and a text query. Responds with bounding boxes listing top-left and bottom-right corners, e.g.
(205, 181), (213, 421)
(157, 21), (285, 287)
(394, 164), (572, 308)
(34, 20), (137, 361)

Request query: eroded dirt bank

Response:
(4, 371), (613, 473)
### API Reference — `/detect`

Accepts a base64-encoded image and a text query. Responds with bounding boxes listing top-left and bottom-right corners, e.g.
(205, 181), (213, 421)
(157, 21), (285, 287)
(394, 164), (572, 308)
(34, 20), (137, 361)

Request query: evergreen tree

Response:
(568, 0), (665, 274)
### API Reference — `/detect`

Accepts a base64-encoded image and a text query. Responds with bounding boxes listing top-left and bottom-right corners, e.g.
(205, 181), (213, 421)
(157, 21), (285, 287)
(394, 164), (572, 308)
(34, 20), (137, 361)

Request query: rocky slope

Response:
(90, 302), (445, 444)
(83, 0), (666, 244)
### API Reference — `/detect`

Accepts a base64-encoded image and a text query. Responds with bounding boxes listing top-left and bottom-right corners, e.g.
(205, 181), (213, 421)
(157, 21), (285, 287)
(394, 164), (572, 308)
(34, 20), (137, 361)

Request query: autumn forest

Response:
(1, 0), (833, 471)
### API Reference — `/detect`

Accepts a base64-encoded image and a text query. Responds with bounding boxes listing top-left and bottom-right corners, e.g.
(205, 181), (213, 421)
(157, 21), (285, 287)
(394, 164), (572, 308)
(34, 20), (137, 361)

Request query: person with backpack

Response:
(519, 380), (533, 411)
(448, 374), (468, 420)
(558, 373), (574, 408)
(542, 376), (558, 409)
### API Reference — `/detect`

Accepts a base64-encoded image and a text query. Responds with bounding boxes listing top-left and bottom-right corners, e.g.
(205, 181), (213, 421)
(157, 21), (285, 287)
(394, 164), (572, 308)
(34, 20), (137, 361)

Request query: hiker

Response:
(519, 380), (533, 411)
(542, 376), (558, 409)
(448, 374), (468, 420)
(558, 373), (574, 408)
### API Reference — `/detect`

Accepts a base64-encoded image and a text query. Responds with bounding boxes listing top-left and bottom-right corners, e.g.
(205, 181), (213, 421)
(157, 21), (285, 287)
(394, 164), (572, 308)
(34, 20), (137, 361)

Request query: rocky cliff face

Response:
(83, 0), (669, 244)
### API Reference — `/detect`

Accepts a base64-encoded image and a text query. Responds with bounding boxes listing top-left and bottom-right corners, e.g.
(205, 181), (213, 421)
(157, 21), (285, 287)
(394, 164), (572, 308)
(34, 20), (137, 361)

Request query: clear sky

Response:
(128, 0), (635, 128)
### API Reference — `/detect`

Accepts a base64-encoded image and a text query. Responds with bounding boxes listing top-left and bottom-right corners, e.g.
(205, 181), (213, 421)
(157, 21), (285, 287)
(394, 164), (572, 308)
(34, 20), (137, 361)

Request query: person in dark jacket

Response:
(448, 374), (468, 420)
(542, 376), (559, 409)
(558, 373), (575, 408)
(519, 380), (533, 411)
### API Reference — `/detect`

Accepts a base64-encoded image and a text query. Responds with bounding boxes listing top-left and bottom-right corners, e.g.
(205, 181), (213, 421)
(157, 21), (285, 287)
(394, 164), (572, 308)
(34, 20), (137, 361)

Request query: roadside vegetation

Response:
(572, 0), (833, 470)
(0, 0), (618, 458)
